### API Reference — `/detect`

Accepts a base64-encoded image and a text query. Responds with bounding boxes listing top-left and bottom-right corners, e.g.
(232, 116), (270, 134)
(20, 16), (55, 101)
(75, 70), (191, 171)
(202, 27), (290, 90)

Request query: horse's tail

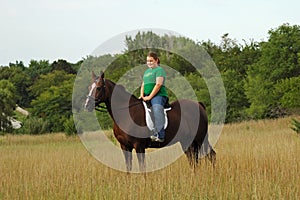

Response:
(198, 102), (206, 110)
(185, 101), (215, 167)
(188, 134), (216, 167)
(185, 134), (216, 167)
(199, 134), (216, 164)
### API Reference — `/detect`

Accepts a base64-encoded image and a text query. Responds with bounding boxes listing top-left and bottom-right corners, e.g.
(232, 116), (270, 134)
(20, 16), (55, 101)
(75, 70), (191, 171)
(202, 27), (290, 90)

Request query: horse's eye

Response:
(96, 87), (101, 91)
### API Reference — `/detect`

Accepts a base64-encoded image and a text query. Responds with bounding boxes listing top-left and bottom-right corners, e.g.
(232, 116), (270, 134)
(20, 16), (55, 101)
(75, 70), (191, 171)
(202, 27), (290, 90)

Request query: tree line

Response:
(0, 23), (299, 134)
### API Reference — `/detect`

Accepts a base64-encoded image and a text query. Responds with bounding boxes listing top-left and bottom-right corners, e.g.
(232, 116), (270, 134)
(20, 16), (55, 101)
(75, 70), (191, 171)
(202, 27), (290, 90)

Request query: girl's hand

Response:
(142, 96), (151, 101)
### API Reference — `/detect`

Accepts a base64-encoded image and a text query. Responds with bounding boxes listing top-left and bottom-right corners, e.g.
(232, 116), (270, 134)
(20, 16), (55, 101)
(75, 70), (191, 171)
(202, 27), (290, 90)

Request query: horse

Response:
(84, 71), (216, 172)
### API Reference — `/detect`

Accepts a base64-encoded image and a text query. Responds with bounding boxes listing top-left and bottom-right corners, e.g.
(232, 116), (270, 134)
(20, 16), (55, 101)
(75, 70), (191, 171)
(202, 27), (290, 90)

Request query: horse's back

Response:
(167, 99), (208, 148)
(170, 99), (207, 123)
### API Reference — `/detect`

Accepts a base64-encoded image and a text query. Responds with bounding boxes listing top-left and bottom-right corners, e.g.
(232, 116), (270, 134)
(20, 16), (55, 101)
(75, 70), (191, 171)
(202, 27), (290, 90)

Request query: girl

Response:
(139, 52), (168, 142)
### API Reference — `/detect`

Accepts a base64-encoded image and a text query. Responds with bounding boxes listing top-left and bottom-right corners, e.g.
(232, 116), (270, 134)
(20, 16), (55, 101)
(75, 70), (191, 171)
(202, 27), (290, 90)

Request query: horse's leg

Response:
(121, 145), (133, 173)
(135, 146), (146, 173)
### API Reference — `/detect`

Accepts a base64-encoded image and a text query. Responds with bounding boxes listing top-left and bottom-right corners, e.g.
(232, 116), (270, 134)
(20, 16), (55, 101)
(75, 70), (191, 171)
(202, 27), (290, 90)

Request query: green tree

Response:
(0, 65), (32, 107)
(0, 80), (17, 132)
(26, 60), (51, 80)
(202, 35), (260, 122)
(245, 23), (300, 119)
(51, 59), (77, 74)
(274, 77), (300, 109)
(30, 74), (75, 132)
(185, 72), (211, 118)
(8, 61), (25, 69)
(28, 70), (75, 99)
(222, 69), (248, 122)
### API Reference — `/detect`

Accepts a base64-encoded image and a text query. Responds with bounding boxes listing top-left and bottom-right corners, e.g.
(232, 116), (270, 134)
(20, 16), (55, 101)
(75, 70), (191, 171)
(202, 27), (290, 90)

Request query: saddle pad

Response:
(142, 101), (171, 131)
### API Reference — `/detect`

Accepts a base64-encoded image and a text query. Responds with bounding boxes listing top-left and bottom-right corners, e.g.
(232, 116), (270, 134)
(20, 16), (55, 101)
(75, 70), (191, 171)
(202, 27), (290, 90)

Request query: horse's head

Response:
(84, 71), (107, 112)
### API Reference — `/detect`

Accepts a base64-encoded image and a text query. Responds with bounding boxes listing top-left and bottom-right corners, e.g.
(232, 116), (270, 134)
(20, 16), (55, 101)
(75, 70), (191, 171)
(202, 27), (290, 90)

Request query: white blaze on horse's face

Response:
(88, 82), (96, 96)
(85, 82), (96, 109)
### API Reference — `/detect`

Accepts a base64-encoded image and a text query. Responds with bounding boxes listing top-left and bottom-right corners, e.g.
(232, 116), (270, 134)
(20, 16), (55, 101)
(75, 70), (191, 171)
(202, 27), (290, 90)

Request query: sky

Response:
(0, 0), (299, 66)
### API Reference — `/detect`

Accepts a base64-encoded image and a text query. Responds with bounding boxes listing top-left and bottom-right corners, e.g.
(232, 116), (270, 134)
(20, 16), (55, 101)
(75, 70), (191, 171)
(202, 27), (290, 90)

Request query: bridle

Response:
(87, 78), (143, 112)
(86, 77), (107, 112)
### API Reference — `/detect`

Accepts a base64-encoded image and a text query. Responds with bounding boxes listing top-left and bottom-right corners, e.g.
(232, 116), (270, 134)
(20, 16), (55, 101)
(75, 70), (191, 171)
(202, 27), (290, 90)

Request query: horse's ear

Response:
(92, 71), (96, 80)
(100, 70), (104, 79)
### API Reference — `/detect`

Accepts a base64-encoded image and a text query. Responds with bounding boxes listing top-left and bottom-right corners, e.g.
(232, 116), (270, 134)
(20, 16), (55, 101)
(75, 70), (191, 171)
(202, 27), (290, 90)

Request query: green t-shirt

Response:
(143, 66), (168, 97)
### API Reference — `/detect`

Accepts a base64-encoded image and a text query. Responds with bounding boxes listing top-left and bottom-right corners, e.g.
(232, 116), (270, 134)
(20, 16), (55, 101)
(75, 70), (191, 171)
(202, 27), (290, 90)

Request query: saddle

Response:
(142, 100), (171, 131)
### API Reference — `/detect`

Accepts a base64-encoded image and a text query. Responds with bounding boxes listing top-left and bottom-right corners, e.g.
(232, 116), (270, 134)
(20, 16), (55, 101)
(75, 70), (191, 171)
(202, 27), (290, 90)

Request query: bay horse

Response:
(85, 71), (216, 172)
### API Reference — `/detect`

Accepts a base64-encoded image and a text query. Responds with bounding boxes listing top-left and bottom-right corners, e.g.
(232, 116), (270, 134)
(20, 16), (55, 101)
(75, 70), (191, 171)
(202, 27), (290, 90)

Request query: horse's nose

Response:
(84, 99), (95, 112)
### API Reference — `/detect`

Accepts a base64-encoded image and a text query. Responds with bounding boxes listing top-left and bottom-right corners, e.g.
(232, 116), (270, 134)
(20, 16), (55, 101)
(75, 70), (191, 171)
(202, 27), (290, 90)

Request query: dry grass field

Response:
(1, 117), (299, 199)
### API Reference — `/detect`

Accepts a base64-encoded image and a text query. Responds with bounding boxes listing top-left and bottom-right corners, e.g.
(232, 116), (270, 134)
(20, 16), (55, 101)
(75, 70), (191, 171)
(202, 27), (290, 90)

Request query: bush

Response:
(63, 116), (77, 136)
(18, 116), (50, 134)
(291, 118), (300, 134)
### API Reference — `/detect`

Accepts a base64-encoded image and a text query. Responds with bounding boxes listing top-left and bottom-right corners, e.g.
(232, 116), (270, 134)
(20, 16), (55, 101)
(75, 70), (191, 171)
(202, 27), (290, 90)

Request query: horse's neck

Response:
(105, 79), (139, 110)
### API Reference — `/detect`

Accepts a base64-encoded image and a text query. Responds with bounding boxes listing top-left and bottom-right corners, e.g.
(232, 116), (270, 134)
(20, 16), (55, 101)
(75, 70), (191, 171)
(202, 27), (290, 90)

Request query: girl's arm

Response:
(139, 82), (145, 99)
(142, 77), (164, 101)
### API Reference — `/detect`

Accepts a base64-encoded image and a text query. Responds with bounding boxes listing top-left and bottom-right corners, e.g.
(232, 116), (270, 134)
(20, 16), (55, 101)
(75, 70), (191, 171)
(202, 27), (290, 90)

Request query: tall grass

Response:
(0, 117), (299, 199)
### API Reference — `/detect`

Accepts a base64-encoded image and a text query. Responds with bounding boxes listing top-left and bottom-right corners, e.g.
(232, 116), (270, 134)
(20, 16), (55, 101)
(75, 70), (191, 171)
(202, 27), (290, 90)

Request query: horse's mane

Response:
(106, 79), (139, 100)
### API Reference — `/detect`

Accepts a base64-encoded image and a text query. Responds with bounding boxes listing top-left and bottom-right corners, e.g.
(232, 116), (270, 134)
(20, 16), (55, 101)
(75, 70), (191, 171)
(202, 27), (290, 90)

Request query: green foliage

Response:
(0, 65), (31, 107)
(96, 111), (113, 130)
(125, 31), (161, 52)
(1, 23), (300, 134)
(274, 77), (300, 109)
(202, 35), (259, 122)
(245, 23), (300, 119)
(0, 80), (17, 132)
(51, 59), (77, 74)
(63, 116), (77, 136)
(30, 75), (75, 132)
(222, 69), (249, 122)
(28, 70), (75, 99)
(290, 118), (300, 134)
(27, 60), (52, 80)
(185, 72), (211, 117)
(73, 112), (102, 133)
(266, 24), (300, 80)
(17, 116), (50, 135)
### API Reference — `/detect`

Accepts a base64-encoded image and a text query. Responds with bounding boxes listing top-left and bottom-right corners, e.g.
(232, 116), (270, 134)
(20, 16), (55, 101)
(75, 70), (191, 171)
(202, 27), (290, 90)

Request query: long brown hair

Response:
(147, 51), (160, 65)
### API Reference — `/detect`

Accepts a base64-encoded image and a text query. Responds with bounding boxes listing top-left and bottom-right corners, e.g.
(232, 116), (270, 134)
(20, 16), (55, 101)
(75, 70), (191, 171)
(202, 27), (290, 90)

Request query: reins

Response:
(90, 78), (143, 113)
(95, 104), (107, 112)
(95, 99), (142, 113)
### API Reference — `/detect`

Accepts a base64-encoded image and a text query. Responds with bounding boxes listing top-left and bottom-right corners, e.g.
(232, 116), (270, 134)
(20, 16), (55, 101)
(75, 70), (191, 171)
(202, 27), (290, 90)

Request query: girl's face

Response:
(146, 56), (158, 68)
